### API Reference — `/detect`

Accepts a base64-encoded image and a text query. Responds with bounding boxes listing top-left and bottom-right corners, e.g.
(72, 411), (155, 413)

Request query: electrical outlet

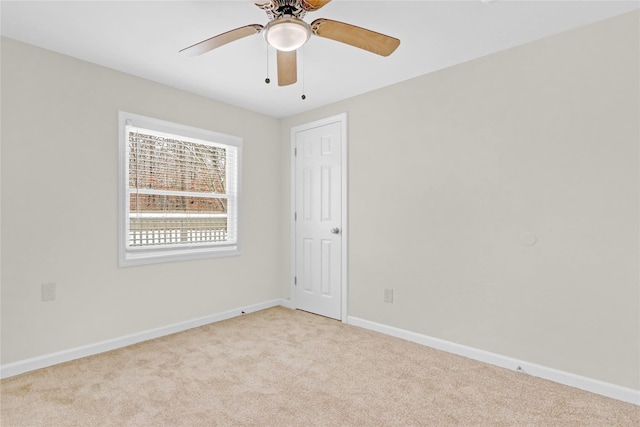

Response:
(41, 282), (56, 302)
(384, 288), (394, 303)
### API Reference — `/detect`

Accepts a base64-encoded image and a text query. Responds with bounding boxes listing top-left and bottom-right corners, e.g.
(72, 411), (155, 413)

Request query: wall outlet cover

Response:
(41, 282), (56, 302)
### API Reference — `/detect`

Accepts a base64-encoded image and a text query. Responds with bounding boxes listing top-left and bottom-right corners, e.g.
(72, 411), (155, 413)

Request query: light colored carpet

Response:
(1, 307), (638, 426)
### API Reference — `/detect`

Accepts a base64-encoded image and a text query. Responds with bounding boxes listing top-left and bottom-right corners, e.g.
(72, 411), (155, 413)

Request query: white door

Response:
(293, 115), (346, 320)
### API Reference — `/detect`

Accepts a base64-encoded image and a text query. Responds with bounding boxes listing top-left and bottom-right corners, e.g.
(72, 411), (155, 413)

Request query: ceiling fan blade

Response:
(277, 50), (297, 86)
(301, 0), (332, 12)
(311, 18), (400, 57)
(179, 24), (263, 57)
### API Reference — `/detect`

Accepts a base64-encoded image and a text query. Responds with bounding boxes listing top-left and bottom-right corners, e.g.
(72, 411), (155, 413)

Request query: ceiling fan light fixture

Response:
(265, 17), (311, 51)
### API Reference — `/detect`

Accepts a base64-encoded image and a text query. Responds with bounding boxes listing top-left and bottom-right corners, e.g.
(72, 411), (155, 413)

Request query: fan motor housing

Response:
(258, 0), (308, 21)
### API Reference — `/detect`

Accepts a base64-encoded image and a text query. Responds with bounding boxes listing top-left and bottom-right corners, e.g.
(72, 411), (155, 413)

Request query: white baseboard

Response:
(0, 299), (289, 379)
(279, 298), (292, 309)
(3, 303), (636, 406)
(347, 316), (640, 406)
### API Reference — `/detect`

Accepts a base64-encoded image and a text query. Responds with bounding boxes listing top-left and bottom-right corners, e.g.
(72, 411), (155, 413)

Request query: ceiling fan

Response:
(179, 0), (400, 87)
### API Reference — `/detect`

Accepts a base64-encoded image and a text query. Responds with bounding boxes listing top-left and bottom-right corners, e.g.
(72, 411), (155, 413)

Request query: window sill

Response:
(119, 246), (241, 267)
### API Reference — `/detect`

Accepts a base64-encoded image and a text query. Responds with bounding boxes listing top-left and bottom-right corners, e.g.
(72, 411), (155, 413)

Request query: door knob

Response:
(331, 227), (340, 234)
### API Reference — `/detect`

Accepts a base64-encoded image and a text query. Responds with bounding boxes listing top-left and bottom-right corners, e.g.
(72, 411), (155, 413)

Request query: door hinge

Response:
(294, 212), (297, 221)
(294, 276), (297, 286)
(294, 147), (297, 156)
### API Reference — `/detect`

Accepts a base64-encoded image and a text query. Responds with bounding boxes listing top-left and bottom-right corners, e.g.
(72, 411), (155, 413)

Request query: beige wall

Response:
(281, 11), (639, 389)
(2, 10), (638, 392)
(1, 38), (285, 363)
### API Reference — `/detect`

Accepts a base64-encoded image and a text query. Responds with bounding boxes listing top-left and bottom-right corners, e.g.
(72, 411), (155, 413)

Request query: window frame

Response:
(118, 111), (242, 267)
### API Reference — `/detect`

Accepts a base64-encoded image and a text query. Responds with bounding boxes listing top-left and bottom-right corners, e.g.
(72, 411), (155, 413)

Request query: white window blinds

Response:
(119, 112), (241, 266)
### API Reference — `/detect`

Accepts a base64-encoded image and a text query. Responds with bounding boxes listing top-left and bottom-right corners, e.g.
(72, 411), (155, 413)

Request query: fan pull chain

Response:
(265, 42), (271, 84)
(301, 46), (306, 100)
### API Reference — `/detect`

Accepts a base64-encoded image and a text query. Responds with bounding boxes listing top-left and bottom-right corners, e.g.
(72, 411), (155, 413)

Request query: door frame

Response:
(290, 113), (348, 322)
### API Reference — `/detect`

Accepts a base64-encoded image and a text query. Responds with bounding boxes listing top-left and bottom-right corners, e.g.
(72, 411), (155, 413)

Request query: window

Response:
(118, 112), (241, 266)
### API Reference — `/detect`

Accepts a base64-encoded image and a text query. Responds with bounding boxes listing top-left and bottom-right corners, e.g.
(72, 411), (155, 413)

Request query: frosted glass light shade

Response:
(265, 17), (311, 51)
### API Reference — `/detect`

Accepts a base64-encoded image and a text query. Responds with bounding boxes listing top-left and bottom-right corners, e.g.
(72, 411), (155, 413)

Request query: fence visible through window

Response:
(129, 215), (227, 247)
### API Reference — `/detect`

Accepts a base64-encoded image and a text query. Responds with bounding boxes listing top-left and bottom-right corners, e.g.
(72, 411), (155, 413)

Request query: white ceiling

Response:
(1, 1), (638, 118)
